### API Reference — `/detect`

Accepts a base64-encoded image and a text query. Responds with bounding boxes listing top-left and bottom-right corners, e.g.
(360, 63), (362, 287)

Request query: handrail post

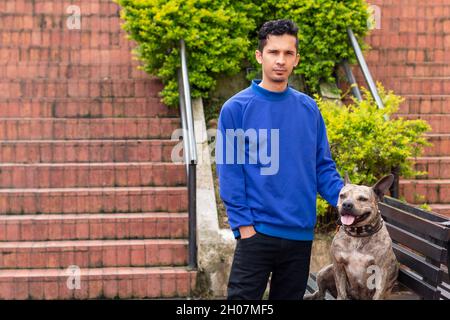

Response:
(178, 39), (197, 269)
(342, 59), (363, 101)
(347, 27), (385, 112)
(180, 39), (197, 164)
(346, 28), (400, 198)
(188, 163), (197, 269)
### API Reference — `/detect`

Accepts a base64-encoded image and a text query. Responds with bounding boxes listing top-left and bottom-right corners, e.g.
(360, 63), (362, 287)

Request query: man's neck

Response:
(258, 79), (288, 92)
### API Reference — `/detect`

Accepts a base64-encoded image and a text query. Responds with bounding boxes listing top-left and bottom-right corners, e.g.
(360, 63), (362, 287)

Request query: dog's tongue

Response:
(341, 215), (355, 226)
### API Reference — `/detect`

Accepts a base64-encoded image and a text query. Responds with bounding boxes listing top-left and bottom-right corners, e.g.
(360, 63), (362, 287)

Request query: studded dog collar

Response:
(342, 213), (384, 238)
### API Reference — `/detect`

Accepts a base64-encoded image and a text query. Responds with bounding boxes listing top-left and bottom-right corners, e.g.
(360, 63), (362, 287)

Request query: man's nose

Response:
(276, 55), (286, 65)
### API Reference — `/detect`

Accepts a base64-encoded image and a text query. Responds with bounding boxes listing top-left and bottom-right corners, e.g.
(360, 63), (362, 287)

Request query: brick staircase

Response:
(0, 0), (197, 299)
(355, 0), (450, 217)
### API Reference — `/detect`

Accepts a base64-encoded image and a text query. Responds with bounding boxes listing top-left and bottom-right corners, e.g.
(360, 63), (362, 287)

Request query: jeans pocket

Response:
(239, 232), (260, 242)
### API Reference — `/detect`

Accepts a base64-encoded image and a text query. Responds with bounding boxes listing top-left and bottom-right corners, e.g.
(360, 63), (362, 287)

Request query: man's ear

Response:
(255, 50), (263, 64)
(372, 174), (394, 200)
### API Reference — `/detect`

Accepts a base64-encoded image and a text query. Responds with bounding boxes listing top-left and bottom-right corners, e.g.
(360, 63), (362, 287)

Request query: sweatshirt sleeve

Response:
(216, 103), (253, 233)
(316, 110), (344, 207)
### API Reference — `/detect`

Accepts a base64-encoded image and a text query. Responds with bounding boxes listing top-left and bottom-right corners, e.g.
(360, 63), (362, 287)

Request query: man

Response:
(216, 19), (344, 300)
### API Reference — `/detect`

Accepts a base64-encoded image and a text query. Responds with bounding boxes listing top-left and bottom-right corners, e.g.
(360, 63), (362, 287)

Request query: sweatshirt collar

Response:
(251, 79), (291, 101)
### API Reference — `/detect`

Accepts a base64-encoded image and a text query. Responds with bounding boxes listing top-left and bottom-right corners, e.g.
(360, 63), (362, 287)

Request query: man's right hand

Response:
(239, 225), (256, 239)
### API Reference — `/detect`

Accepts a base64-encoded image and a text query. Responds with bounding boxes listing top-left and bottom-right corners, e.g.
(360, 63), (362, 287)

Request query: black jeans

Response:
(227, 231), (312, 300)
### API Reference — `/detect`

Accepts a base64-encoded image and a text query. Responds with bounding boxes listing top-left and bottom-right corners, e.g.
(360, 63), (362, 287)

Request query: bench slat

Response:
(380, 202), (449, 242)
(306, 274), (319, 294)
(384, 197), (449, 223)
(392, 243), (441, 286)
(438, 281), (450, 299)
(385, 222), (446, 263)
(306, 273), (335, 300)
(397, 266), (440, 300)
(441, 269), (449, 286)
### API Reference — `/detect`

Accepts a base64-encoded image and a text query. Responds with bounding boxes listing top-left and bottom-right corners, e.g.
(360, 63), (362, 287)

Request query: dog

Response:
(305, 174), (399, 300)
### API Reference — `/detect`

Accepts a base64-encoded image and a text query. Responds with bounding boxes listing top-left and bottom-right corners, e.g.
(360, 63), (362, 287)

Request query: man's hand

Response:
(239, 225), (256, 239)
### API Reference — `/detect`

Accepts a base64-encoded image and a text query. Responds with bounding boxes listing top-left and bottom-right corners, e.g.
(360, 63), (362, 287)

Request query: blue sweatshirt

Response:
(216, 79), (344, 241)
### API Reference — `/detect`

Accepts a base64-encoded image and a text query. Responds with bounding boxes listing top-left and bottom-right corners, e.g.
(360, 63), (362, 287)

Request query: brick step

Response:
(0, 14), (125, 32)
(0, 162), (186, 188)
(364, 33), (450, 49)
(0, 47), (139, 64)
(397, 95), (450, 114)
(0, 62), (148, 80)
(378, 77), (450, 95)
(0, 98), (179, 118)
(0, 186), (187, 214)
(393, 114), (450, 134)
(399, 179), (450, 204)
(0, 239), (188, 269)
(376, 18), (450, 34)
(1, 0), (123, 16)
(0, 118), (180, 140)
(0, 139), (179, 163)
(367, 2), (450, 14)
(0, 79), (163, 99)
(0, 212), (188, 241)
(413, 157), (450, 179)
(0, 266), (196, 299)
(423, 134), (450, 156)
(363, 48), (449, 63)
(429, 204), (450, 217)
(0, 31), (134, 50)
(368, 62), (450, 78)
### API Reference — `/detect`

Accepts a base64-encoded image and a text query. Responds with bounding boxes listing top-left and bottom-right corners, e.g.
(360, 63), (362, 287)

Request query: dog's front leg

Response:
(333, 263), (348, 300)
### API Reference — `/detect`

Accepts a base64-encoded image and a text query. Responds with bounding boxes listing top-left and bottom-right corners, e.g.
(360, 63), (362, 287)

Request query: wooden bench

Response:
(306, 196), (450, 300)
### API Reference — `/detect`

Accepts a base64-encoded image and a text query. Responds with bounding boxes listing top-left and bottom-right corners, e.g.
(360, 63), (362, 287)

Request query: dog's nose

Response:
(342, 201), (354, 211)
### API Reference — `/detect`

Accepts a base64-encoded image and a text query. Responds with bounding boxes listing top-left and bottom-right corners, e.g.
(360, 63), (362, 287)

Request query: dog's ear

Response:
(372, 174), (394, 200)
(344, 171), (351, 185)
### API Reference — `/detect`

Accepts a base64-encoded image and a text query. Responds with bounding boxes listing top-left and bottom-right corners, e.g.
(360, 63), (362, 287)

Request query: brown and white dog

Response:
(305, 174), (399, 300)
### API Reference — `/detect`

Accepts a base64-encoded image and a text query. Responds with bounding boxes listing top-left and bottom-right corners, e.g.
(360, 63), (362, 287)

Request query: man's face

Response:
(255, 34), (300, 84)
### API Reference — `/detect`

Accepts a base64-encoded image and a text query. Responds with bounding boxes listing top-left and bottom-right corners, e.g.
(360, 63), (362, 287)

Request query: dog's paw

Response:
(303, 291), (323, 300)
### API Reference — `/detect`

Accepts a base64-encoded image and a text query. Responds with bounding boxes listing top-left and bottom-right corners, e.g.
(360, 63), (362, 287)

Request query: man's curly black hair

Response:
(258, 19), (299, 53)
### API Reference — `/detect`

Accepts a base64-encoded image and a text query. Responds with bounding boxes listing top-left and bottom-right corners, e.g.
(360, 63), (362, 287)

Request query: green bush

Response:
(115, 0), (255, 107)
(315, 84), (431, 216)
(116, 0), (370, 107)
(246, 0), (370, 92)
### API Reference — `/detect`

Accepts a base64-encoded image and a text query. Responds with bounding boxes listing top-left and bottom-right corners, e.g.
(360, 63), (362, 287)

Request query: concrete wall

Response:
(193, 98), (236, 298)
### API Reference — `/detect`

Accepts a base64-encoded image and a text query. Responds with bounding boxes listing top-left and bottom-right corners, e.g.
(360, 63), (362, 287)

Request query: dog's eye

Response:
(358, 196), (369, 201)
(339, 194), (346, 199)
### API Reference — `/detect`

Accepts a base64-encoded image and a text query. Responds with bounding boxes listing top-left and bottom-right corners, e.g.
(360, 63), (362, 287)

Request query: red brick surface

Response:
(0, 0), (196, 299)
(349, 0), (450, 217)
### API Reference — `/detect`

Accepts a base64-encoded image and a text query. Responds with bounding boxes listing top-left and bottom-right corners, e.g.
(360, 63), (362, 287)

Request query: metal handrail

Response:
(178, 39), (197, 269)
(342, 59), (362, 101)
(347, 27), (385, 113)
(345, 27), (398, 197)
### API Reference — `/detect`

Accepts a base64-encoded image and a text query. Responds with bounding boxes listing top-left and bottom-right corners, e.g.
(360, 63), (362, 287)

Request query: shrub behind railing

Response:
(315, 84), (431, 219)
(116, 0), (370, 107)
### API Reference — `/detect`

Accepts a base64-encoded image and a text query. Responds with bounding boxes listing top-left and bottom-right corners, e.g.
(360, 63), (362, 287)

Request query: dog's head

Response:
(337, 174), (394, 227)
